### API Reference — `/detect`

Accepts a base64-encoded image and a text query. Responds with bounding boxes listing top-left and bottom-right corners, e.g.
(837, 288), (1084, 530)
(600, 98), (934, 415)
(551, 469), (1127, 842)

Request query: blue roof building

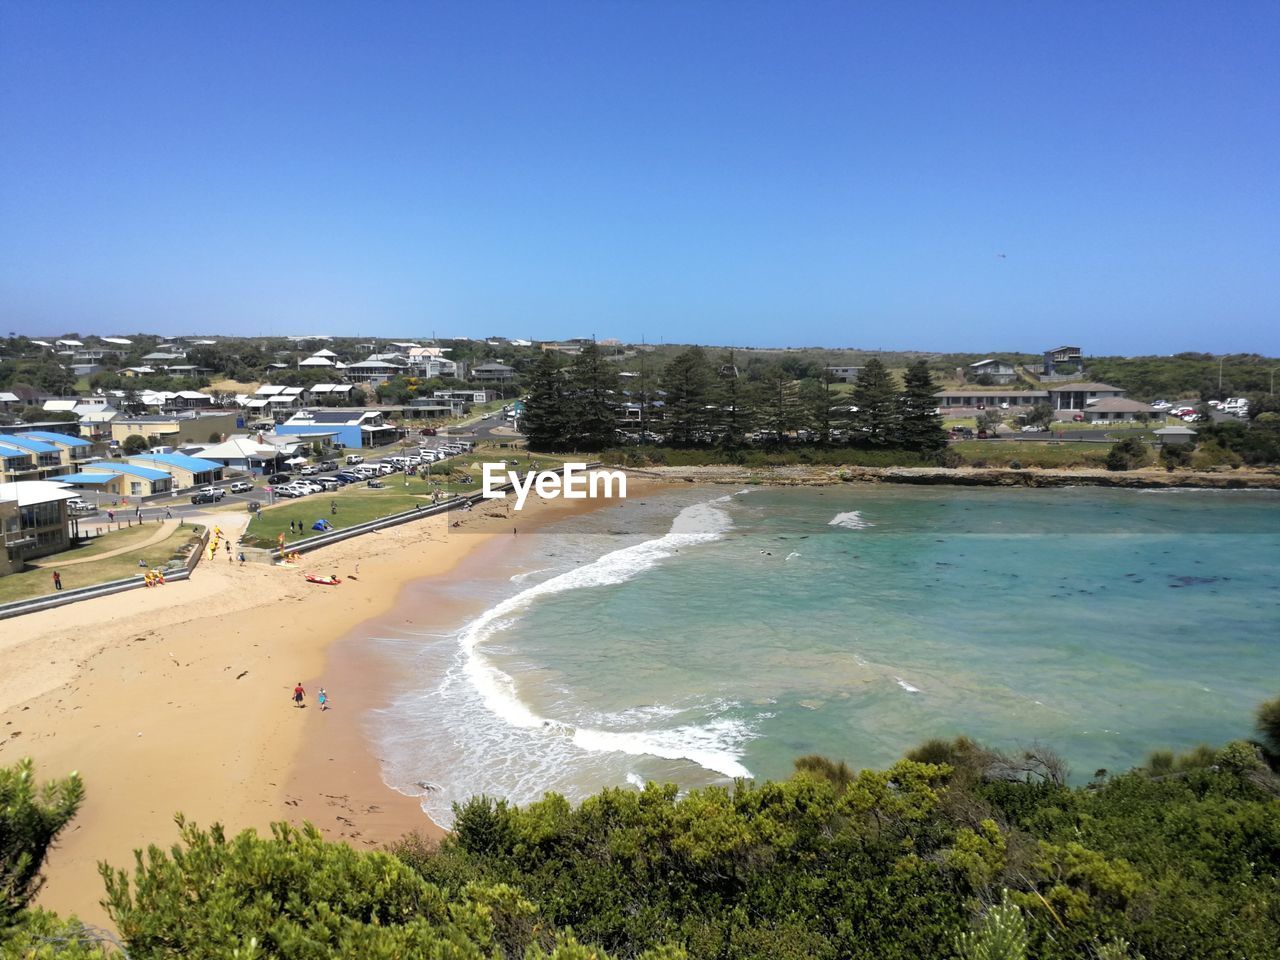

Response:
(128, 452), (224, 487)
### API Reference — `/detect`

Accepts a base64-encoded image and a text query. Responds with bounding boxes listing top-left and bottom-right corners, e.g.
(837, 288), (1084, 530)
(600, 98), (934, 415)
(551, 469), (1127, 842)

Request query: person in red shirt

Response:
(292, 683), (305, 708)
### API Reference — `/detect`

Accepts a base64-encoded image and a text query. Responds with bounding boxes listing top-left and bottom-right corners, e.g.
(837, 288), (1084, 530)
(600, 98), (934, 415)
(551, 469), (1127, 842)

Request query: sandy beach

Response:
(0, 479), (659, 928)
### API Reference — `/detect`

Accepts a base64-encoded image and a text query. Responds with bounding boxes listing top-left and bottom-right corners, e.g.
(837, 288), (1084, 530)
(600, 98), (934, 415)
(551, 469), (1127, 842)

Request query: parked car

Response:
(66, 498), (96, 513)
(420, 427), (437, 436)
(318, 478), (340, 491)
(190, 489), (225, 504)
(274, 485), (302, 499)
(320, 460), (338, 470)
(229, 480), (253, 493)
(267, 472), (292, 484)
(335, 472), (361, 483)
(300, 465), (319, 476)
(345, 454), (364, 465)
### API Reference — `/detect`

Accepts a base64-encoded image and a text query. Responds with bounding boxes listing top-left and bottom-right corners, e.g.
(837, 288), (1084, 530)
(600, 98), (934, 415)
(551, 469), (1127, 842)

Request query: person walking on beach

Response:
(292, 682), (306, 708)
(318, 688), (328, 711)
(165, 507), (172, 519)
(52, 571), (62, 591)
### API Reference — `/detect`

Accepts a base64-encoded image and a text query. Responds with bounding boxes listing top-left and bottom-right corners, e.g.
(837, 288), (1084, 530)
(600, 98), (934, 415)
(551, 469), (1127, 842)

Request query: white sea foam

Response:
(455, 496), (751, 780)
(509, 567), (551, 583)
(786, 551), (801, 560)
(895, 676), (921, 693)
(626, 772), (646, 789)
(829, 510), (874, 530)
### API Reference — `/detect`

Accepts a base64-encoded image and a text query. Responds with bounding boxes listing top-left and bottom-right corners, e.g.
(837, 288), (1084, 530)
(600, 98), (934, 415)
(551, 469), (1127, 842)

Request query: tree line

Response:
(522, 345), (950, 454)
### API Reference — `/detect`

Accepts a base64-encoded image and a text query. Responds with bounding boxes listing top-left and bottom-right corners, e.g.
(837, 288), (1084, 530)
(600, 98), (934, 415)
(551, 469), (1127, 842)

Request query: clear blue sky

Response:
(1, 1), (1277, 353)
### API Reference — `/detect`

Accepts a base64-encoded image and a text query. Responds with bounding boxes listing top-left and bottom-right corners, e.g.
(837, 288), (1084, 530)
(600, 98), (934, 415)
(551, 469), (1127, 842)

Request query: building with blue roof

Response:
(15, 430), (97, 468)
(77, 460), (175, 497)
(128, 452), (223, 488)
(0, 443), (38, 483)
(0, 436), (69, 479)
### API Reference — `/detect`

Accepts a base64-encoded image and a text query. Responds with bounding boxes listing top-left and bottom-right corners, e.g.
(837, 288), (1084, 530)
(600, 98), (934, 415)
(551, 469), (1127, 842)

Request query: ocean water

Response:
(371, 485), (1280, 825)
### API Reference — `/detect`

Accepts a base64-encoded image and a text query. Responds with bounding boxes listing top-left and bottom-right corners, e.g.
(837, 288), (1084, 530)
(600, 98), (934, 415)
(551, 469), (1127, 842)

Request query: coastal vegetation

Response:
(524, 346), (950, 457)
(4, 697), (1279, 959)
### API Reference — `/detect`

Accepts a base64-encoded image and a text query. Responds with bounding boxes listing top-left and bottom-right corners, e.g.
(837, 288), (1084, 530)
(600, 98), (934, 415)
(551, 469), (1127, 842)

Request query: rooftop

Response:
(0, 480), (82, 506)
(17, 430), (93, 447)
(56, 472), (122, 485)
(129, 452), (223, 473)
(1047, 382), (1123, 392)
(82, 461), (173, 481)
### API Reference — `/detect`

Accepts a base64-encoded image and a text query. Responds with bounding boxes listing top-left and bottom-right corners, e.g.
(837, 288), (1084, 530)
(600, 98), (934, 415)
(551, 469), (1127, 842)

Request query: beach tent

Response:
(311, 519), (334, 531)
(285, 456), (308, 465)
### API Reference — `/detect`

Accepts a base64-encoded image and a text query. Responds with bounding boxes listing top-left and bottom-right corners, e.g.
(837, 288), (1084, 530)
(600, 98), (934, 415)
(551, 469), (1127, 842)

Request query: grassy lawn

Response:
(45, 519), (186, 561)
(243, 450), (574, 547)
(952, 441), (1111, 468)
(0, 524), (190, 604)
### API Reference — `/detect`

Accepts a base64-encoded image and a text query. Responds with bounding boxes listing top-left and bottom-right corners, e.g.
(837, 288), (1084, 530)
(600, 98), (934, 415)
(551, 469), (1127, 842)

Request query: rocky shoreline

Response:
(628, 464), (1280, 490)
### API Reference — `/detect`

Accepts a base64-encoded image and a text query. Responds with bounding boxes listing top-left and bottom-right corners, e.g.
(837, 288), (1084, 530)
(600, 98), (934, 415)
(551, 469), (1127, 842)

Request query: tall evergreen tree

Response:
(713, 349), (754, 448)
(520, 350), (570, 450)
(799, 369), (841, 444)
(757, 367), (804, 443)
(565, 343), (620, 451)
(849, 358), (900, 446)
(899, 359), (948, 451)
(661, 347), (715, 446)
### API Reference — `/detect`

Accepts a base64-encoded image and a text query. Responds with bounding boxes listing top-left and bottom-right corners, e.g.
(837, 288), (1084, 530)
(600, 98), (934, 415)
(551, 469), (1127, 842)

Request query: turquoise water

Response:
(373, 485), (1280, 825)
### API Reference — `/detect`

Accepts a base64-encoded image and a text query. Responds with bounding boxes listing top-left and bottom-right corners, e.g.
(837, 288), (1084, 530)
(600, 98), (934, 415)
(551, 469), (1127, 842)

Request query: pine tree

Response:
(521, 350), (570, 450)
(849, 358), (900, 446)
(1, 759), (84, 929)
(899, 359), (948, 451)
(799, 370), (840, 444)
(565, 342), (620, 451)
(758, 367), (803, 443)
(713, 349), (754, 448)
(661, 347), (714, 446)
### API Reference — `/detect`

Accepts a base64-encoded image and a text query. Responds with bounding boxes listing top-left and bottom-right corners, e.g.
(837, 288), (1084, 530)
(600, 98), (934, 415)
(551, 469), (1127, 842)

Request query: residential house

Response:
(13, 431), (97, 468)
(471, 363), (516, 383)
(824, 366), (864, 384)
(967, 359), (1018, 384)
(0, 480), (80, 573)
(1043, 346), (1083, 377)
(0, 444), (38, 483)
(71, 462), (174, 497)
(277, 409), (397, 448)
(186, 436), (285, 476)
(77, 409), (120, 442)
(345, 359), (408, 384)
(140, 351), (187, 366)
(433, 389), (497, 404)
(127, 452), (224, 489)
(0, 392), (21, 413)
(306, 384), (356, 403)
(0, 436), (70, 480)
